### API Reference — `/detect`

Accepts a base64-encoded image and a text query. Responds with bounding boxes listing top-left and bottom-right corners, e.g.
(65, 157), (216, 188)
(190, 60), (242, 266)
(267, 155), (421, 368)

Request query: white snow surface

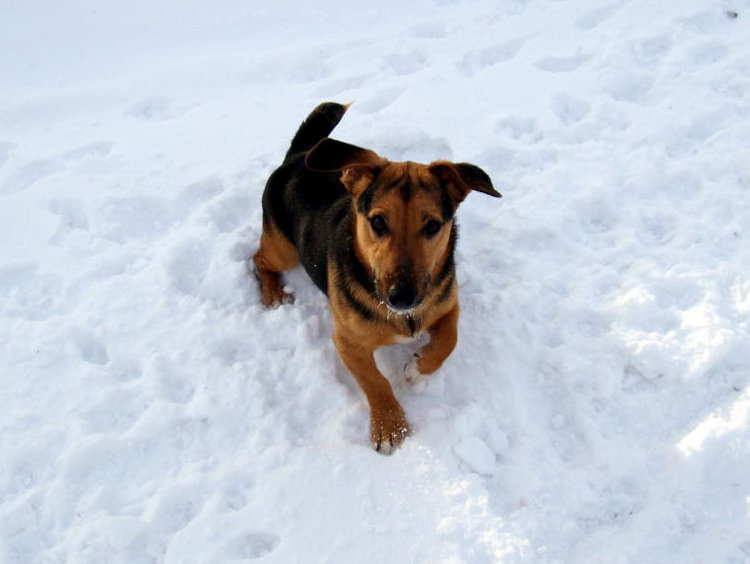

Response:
(2, 1), (750, 562)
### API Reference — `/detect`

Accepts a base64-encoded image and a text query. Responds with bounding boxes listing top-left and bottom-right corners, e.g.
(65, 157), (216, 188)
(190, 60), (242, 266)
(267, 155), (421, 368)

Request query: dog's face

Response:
(306, 139), (500, 313)
(350, 163), (457, 312)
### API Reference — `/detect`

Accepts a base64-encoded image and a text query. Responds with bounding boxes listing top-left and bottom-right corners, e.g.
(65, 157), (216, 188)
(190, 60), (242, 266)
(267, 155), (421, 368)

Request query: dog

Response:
(254, 102), (500, 453)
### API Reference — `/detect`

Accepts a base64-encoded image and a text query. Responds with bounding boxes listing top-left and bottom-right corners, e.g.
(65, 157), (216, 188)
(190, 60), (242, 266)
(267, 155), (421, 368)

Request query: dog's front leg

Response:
(408, 305), (459, 382)
(333, 332), (410, 454)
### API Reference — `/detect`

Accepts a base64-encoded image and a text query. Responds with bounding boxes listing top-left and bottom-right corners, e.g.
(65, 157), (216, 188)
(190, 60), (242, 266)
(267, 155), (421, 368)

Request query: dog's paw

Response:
(370, 405), (411, 455)
(257, 274), (294, 307)
(261, 288), (294, 308)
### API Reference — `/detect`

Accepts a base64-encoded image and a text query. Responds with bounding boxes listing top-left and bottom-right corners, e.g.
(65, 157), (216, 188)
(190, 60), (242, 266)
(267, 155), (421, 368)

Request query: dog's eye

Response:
(422, 219), (442, 238)
(369, 214), (388, 236)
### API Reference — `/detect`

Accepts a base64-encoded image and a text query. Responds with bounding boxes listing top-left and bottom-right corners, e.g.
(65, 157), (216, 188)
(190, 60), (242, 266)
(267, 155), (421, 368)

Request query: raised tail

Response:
(285, 102), (350, 159)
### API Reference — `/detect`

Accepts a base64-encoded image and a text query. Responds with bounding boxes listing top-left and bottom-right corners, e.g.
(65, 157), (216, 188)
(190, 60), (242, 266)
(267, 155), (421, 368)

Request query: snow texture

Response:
(2, 0), (750, 562)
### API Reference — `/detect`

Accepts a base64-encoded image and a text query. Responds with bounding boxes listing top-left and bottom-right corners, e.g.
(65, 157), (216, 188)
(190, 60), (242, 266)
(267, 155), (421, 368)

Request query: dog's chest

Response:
(391, 332), (423, 344)
(389, 315), (424, 344)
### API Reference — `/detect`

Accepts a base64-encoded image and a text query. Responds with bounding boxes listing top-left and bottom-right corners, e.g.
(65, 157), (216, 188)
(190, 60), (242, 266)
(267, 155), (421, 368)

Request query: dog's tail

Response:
(285, 102), (350, 159)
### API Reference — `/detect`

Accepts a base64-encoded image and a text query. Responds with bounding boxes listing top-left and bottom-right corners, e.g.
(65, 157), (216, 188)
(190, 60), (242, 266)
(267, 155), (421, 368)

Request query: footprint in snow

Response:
(221, 477), (255, 511)
(80, 388), (148, 433)
(407, 20), (448, 39)
(631, 34), (673, 66)
(109, 357), (143, 382)
(150, 358), (196, 404)
(551, 93), (591, 126)
(71, 328), (110, 366)
(575, 1), (628, 30)
(453, 436), (497, 477)
(126, 96), (195, 121)
(602, 70), (655, 103)
(62, 140), (113, 160)
(358, 87), (403, 114)
(146, 484), (206, 535)
(163, 236), (213, 298)
(179, 176), (225, 203)
(176, 176), (255, 234)
(494, 116), (543, 143)
(0, 262), (60, 320)
(459, 39), (524, 77)
(48, 198), (90, 247)
(84, 177), (224, 244)
(0, 141), (14, 167)
(0, 140), (112, 195)
(684, 40), (729, 68)
(0, 159), (64, 195)
(91, 195), (176, 243)
(227, 532), (280, 560)
(312, 74), (369, 98)
(383, 49), (428, 76)
(535, 53), (589, 73)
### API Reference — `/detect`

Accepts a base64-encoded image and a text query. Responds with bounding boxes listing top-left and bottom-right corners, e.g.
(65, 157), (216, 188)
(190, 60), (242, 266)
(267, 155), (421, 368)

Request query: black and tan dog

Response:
(254, 102), (500, 453)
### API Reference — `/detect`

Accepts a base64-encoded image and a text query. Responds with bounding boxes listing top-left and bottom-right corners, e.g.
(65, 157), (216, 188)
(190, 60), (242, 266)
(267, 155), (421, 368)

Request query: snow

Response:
(1, 0), (749, 562)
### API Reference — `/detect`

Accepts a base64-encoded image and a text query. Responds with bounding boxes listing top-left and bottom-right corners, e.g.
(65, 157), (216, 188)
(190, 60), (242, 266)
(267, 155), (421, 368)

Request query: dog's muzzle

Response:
(386, 280), (420, 313)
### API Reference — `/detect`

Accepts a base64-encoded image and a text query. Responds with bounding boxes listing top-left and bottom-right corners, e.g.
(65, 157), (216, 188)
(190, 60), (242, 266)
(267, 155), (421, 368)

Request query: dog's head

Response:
(306, 138), (501, 314)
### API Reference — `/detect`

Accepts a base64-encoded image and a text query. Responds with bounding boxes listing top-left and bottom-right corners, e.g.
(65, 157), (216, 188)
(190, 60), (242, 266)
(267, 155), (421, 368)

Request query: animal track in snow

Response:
(0, 142), (14, 167)
(535, 53), (589, 73)
(408, 20), (448, 39)
(48, 198), (90, 247)
(226, 532), (280, 560)
(144, 484), (206, 535)
(684, 40), (729, 68)
(575, 1), (627, 30)
(109, 358), (143, 382)
(0, 159), (64, 194)
(221, 477), (255, 511)
(62, 140), (113, 160)
(126, 96), (195, 121)
(0, 262), (60, 320)
(81, 177), (225, 244)
(453, 436), (497, 477)
(149, 356), (196, 404)
(162, 236), (213, 299)
(313, 74), (369, 98)
(494, 116), (543, 143)
(551, 93), (591, 125)
(376, 130), (452, 163)
(459, 39), (524, 76)
(358, 87), (403, 114)
(91, 196), (176, 243)
(1, 140), (113, 195)
(80, 389), (147, 433)
(49, 198), (89, 231)
(71, 328), (110, 366)
(601, 70), (655, 102)
(383, 49), (428, 76)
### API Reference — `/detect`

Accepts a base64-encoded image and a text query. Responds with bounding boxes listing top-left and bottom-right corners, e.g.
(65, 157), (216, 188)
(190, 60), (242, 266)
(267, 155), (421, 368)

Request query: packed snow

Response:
(2, 0), (750, 562)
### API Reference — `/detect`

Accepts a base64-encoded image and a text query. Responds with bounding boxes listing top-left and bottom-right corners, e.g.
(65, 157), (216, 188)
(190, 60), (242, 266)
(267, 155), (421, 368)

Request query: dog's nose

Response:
(387, 282), (418, 312)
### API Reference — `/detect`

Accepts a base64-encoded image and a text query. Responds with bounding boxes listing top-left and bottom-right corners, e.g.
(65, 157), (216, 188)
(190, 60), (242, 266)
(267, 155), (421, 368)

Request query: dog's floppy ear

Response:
(429, 161), (501, 203)
(306, 138), (386, 195)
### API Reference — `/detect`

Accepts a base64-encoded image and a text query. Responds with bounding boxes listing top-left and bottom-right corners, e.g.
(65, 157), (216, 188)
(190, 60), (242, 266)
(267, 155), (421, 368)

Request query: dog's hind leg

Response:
(253, 224), (299, 307)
